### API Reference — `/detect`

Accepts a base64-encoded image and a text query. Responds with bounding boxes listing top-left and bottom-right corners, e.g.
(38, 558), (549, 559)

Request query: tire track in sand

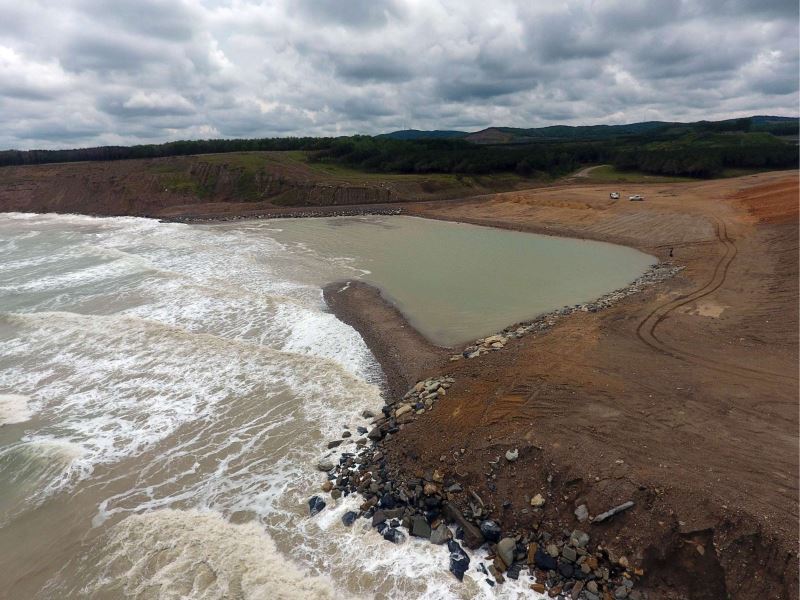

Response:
(636, 216), (797, 383)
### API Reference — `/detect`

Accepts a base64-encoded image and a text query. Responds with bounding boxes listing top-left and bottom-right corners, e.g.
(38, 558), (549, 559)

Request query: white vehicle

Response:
(609, 192), (620, 199)
(628, 194), (644, 201)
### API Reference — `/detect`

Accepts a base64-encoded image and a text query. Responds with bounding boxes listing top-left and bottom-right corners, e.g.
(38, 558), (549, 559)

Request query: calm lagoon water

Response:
(255, 215), (655, 346)
(0, 213), (652, 599)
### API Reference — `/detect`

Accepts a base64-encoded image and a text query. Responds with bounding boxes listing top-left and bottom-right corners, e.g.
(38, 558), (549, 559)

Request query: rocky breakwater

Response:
(450, 262), (683, 362)
(307, 374), (647, 598)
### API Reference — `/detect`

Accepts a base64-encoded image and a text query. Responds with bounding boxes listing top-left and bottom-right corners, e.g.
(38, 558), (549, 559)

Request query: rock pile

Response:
(387, 376), (454, 420)
(310, 424), (646, 597)
(451, 263), (684, 361)
(303, 258), (678, 596)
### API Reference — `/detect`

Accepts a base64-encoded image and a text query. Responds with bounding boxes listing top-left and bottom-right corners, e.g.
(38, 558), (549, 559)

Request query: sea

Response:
(0, 212), (653, 599)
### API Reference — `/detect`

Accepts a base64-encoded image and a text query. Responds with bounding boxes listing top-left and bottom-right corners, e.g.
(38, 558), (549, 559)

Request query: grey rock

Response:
(442, 503), (485, 549)
(341, 511), (358, 526)
(570, 529), (590, 548)
(574, 504), (589, 523)
(367, 427), (383, 441)
(430, 523), (450, 545)
(614, 586), (629, 599)
(505, 448), (519, 462)
(496, 537), (516, 568)
(410, 515), (431, 538)
(562, 546), (578, 562)
(316, 460), (335, 472)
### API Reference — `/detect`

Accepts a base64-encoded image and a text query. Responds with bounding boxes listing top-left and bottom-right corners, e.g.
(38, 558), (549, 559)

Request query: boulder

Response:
(317, 460), (335, 472)
(308, 496), (326, 516)
(395, 404), (413, 417)
(479, 520), (502, 543)
(442, 503), (485, 549)
(534, 548), (557, 571)
(383, 528), (406, 544)
(430, 523), (451, 545)
(410, 515), (431, 538)
(447, 540), (470, 581)
(497, 537), (516, 568)
(341, 511), (358, 527)
(367, 427), (383, 441)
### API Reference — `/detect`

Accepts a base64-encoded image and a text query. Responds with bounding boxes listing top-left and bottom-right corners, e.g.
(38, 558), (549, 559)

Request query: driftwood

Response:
(593, 500), (635, 523)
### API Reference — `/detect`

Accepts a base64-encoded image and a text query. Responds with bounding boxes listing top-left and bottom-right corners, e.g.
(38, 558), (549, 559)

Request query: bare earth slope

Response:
(372, 172), (797, 599)
(0, 152), (540, 218)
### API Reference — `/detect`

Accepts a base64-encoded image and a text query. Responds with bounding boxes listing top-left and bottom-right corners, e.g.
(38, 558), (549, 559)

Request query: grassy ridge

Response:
(2, 116), (797, 180)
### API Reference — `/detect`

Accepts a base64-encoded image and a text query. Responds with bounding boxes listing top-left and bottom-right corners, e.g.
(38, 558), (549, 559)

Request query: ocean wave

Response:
(45, 509), (344, 599)
(0, 310), (382, 497)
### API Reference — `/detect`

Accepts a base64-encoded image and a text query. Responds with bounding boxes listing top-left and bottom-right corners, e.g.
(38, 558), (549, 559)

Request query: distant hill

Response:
(377, 130), (468, 140)
(456, 116), (798, 144)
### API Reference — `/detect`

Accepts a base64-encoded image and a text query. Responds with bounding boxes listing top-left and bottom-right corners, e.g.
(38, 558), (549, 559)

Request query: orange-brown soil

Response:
(372, 171), (797, 599)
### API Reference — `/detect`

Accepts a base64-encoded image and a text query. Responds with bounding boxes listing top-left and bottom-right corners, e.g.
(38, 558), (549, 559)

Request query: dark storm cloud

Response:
(334, 53), (413, 82)
(0, 0), (796, 149)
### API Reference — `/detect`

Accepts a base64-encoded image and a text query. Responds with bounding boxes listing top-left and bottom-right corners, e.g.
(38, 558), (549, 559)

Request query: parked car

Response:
(629, 194), (644, 201)
(610, 192), (620, 199)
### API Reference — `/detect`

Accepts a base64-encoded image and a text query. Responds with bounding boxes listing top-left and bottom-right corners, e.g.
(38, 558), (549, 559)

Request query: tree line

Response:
(1, 129), (795, 179)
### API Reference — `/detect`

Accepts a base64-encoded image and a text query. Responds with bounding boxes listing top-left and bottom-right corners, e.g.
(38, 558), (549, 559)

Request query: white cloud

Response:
(0, 0), (796, 149)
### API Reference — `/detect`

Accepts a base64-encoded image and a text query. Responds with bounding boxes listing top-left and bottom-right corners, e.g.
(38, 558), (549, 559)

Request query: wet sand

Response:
(322, 171), (799, 599)
(323, 280), (449, 399)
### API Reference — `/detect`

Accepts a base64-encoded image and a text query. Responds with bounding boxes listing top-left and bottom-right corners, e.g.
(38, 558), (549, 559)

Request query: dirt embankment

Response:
(326, 172), (799, 599)
(0, 154), (395, 216)
(0, 152), (542, 218)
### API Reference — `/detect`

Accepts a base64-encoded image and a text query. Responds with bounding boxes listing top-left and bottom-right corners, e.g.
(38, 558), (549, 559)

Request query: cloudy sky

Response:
(1, 0), (797, 149)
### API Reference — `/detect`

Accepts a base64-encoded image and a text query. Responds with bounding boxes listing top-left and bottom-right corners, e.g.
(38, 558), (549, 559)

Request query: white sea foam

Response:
(0, 394), (33, 424)
(49, 509), (344, 600)
(0, 310), (381, 497)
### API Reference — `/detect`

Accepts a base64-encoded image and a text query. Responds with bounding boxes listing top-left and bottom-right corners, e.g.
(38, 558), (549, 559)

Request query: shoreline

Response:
(319, 251), (683, 599)
(2, 171), (796, 598)
(311, 172), (798, 599)
(322, 280), (448, 400)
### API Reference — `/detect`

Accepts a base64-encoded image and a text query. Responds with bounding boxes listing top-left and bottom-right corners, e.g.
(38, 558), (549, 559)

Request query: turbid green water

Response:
(252, 215), (656, 346)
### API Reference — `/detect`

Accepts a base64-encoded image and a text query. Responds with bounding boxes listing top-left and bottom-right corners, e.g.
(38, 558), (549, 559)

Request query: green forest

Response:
(1, 116), (796, 179)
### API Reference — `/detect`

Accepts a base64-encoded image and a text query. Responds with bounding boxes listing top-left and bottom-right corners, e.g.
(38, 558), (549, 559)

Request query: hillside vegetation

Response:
(1, 116), (796, 180)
